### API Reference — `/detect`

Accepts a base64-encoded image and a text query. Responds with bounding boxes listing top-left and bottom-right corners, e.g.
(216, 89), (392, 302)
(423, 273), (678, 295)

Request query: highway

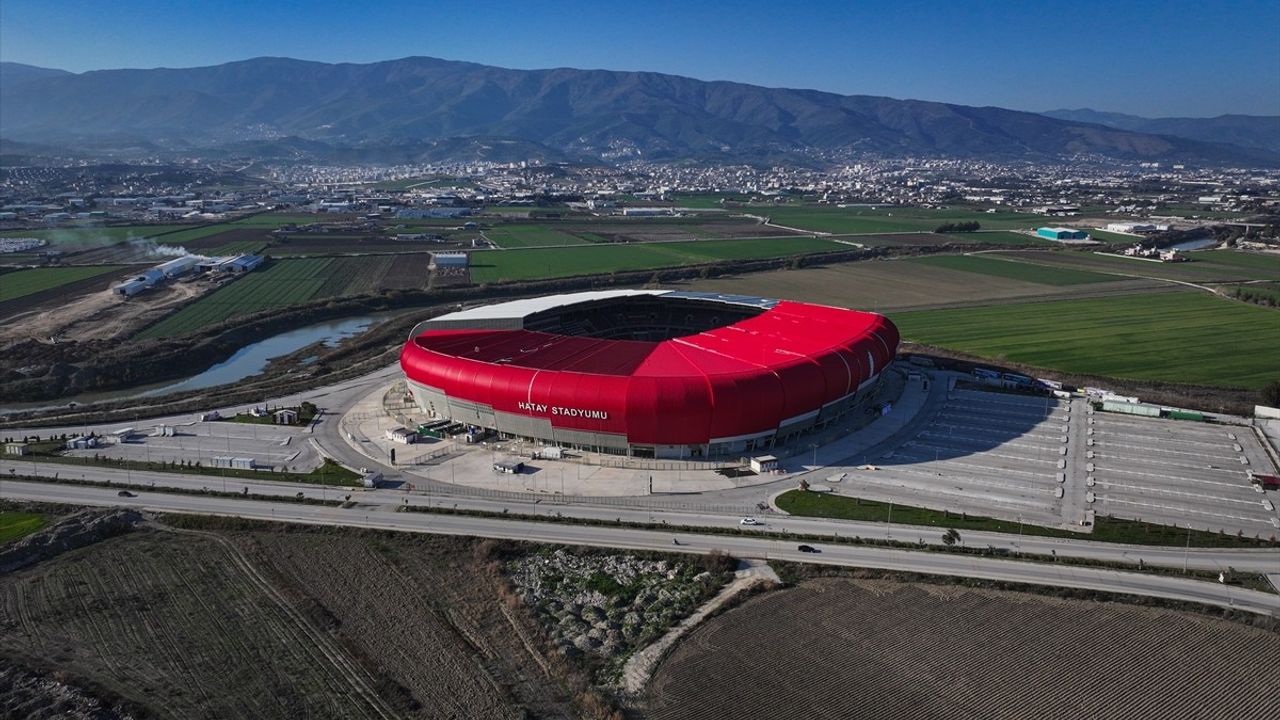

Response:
(5, 460), (1278, 575)
(4, 479), (1276, 616)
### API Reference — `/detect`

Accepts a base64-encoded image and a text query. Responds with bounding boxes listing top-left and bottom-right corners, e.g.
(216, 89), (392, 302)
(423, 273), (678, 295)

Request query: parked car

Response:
(117, 490), (136, 498)
(739, 517), (760, 526)
(797, 544), (819, 553)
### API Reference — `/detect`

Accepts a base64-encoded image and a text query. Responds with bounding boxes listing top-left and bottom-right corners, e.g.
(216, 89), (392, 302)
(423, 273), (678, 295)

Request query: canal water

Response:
(1, 313), (396, 414)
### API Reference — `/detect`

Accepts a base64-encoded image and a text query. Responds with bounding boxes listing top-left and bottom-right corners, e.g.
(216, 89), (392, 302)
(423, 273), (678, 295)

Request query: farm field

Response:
(682, 259), (1162, 313)
(230, 528), (571, 718)
(0, 265), (127, 302)
(759, 205), (1048, 234)
(0, 528), (392, 719)
(469, 236), (847, 283)
(844, 231), (1051, 248)
(485, 224), (591, 248)
(135, 255), (428, 338)
(891, 290), (1280, 389)
(907, 254), (1117, 285)
(645, 577), (1280, 720)
(0, 224), (194, 244)
(1083, 228), (1144, 243)
(549, 218), (793, 245)
(136, 258), (335, 338)
(1223, 280), (1280, 307)
(1004, 249), (1280, 282)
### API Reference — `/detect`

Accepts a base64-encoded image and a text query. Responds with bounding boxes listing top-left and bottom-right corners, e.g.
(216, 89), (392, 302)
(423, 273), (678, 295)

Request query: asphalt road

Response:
(5, 461), (1278, 575)
(4, 479), (1275, 616)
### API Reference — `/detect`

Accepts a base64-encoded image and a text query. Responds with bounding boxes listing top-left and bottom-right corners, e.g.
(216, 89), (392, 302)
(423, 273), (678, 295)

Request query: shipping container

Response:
(1101, 400), (1161, 417)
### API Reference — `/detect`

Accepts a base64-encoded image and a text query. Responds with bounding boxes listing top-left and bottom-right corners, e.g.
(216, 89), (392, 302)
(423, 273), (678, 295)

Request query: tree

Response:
(1261, 380), (1280, 409)
(941, 528), (961, 547)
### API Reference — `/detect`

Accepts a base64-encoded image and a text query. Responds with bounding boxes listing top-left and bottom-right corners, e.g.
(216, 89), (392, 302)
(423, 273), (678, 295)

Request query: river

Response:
(1, 313), (397, 414)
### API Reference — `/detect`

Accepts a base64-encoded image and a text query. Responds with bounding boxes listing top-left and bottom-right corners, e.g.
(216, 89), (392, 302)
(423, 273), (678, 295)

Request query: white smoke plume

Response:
(128, 238), (193, 257)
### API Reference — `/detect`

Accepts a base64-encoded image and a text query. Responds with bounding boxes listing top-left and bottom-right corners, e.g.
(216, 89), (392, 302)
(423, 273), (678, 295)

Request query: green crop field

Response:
(907, 254), (1116, 285)
(759, 206), (1047, 235)
(0, 225), (194, 244)
(847, 231), (1050, 248)
(1081, 228), (1141, 244)
(0, 265), (127, 302)
(228, 214), (334, 228)
(485, 224), (591, 248)
(207, 240), (268, 255)
(1198, 250), (1280, 274)
(1006, 249), (1280, 283)
(891, 291), (1280, 389)
(137, 258), (334, 339)
(469, 236), (846, 283)
(671, 193), (750, 208)
(0, 511), (47, 543)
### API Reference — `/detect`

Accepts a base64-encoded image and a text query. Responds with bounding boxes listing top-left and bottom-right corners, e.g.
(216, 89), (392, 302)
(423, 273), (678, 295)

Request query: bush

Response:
(1262, 380), (1280, 409)
(934, 221), (981, 233)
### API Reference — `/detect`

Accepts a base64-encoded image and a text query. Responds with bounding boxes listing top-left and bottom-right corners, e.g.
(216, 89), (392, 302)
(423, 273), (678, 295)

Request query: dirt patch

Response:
(0, 528), (393, 719)
(229, 528), (574, 719)
(0, 268), (138, 326)
(0, 280), (216, 345)
(0, 660), (138, 720)
(645, 577), (1280, 720)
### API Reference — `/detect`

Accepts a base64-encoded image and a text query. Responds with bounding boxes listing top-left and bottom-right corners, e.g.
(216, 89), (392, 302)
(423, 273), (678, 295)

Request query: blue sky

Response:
(2, 0), (1277, 117)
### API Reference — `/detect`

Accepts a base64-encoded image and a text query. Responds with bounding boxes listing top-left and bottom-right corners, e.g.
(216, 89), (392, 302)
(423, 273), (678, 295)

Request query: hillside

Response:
(1043, 108), (1280, 154)
(1, 57), (1273, 165)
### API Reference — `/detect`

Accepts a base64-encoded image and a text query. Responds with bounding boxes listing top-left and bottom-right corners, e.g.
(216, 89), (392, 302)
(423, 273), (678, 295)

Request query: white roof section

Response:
(436, 289), (670, 323)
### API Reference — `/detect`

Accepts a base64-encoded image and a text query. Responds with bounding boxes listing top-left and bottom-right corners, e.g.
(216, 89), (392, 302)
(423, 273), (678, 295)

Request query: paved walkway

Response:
(619, 558), (780, 695)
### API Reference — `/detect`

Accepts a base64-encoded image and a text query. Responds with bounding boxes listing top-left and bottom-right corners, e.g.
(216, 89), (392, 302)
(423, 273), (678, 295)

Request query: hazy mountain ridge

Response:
(1043, 108), (1280, 153)
(1, 57), (1273, 165)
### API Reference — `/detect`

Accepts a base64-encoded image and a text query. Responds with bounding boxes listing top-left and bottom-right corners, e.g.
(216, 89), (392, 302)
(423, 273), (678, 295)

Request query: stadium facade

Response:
(400, 290), (899, 458)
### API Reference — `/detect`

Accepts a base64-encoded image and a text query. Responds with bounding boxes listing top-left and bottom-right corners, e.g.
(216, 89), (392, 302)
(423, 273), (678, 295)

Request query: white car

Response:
(739, 517), (760, 526)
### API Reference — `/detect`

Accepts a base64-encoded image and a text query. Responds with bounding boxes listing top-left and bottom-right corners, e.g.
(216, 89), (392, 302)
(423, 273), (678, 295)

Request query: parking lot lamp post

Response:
(886, 500), (893, 540)
(1017, 514), (1023, 556)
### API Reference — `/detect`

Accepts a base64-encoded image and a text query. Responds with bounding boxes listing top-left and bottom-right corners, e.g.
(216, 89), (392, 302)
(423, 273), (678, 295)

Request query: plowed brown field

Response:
(645, 578), (1280, 720)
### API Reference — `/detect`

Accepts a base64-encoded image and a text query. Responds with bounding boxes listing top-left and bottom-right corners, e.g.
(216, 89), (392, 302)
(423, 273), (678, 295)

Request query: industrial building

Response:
(113, 253), (263, 296)
(400, 290), (899, 458)
(1036, 227), (1090, 241)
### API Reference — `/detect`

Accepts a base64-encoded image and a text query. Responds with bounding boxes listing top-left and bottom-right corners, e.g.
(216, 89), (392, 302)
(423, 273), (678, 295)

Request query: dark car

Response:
(797, 544), (819, 553)
(117, 490), (136, 498)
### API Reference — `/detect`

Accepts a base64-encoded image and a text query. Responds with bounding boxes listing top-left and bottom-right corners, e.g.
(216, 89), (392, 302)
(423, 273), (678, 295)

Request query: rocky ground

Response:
(508, 548), (733, 680)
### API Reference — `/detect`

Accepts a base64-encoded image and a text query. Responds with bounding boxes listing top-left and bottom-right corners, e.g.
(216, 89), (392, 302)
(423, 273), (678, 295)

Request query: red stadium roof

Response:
(401, 297), (899, 446)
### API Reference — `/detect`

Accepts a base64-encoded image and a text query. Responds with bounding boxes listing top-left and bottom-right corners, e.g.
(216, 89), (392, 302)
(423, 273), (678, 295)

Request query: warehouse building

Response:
(1036, 227), (1090, 241)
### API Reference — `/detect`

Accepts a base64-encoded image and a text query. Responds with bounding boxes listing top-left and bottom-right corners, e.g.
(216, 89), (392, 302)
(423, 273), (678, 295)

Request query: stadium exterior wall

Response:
(399, 292), (900, 458)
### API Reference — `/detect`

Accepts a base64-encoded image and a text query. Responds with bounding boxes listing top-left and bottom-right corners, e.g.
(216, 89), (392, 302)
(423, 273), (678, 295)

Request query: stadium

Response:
(400, 290), (900, 459)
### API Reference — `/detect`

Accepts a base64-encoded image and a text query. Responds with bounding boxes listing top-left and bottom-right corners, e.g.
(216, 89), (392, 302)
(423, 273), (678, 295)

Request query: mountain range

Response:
(1, 57), (1275, 166)
(1041, 108), (1279, 154)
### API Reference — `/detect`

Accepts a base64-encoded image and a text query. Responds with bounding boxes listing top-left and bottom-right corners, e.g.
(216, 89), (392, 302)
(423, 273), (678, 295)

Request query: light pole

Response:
(1184, 524), (1191, 573)
(810, 443), (818, 467)
(1017, 514), (1023, 556)
(886, 500), (893, 540)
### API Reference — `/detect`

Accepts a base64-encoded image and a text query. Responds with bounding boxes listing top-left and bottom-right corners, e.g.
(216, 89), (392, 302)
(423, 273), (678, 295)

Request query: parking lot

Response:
(62, 420), (323, 472)
(836, 387), (1075, 529)
(1087, 410), (1280, 538)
